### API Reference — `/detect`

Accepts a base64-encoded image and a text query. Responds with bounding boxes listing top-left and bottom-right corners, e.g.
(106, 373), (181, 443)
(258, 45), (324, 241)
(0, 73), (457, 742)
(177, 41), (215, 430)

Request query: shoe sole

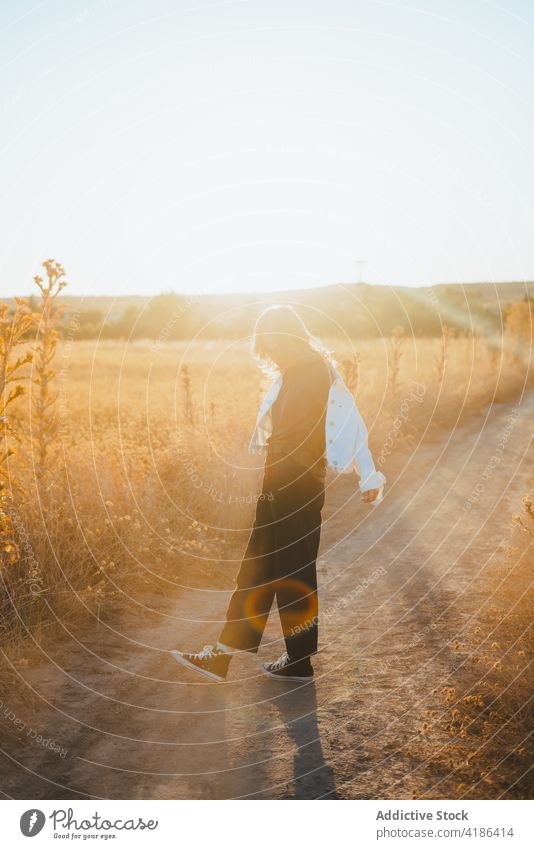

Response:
(170, 651), (226, 683)
(261, 663), (313, 683)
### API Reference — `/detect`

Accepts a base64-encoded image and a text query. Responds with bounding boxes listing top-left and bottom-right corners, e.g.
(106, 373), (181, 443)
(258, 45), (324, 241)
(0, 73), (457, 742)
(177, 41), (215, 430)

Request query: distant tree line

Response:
(22, 285), (532, 341)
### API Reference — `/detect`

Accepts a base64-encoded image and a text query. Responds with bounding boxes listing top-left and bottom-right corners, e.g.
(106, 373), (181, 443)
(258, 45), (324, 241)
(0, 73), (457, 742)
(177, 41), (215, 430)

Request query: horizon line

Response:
(6, 278), (534, 301)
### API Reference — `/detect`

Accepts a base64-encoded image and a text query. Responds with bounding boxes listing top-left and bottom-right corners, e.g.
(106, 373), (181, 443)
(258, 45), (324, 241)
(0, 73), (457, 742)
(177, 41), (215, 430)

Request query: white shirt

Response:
(248, 364), (386, 500)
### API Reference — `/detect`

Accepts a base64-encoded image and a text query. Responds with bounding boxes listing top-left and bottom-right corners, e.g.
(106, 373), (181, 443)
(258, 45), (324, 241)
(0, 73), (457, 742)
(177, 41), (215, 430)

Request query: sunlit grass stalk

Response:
(435, 324), (455, 387)
(180, 364), (195, 426)
(0, 297), (34, 567)
(31, 259), (66, 491)
(341, 353), (360, 396)
(387, 325), (405, 403)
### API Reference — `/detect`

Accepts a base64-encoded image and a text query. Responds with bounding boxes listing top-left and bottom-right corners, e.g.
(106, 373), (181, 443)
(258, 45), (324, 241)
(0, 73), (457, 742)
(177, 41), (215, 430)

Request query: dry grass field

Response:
(2, 329), (529, 636)
(0, 280), (532, 799)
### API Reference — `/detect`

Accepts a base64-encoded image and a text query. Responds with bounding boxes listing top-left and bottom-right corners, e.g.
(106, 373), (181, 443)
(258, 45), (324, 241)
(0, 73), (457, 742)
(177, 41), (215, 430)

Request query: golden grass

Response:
(0, 319), (531, 801)
(0, 329), (531, 647)
(415, 494), (533, 799)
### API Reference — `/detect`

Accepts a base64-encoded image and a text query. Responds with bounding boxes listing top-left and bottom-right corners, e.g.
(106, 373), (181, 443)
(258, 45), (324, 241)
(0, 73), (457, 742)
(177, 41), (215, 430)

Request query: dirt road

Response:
(1, 391), (532, 799)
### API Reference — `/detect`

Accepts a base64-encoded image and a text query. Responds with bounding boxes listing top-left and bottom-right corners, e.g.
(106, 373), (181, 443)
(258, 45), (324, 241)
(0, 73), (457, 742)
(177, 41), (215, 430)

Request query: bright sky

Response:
(1, 0), (534, 296)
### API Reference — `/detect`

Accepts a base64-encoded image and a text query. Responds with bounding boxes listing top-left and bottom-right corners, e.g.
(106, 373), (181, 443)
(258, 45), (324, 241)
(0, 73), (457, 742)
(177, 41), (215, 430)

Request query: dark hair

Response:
(252, 305), (333, 375)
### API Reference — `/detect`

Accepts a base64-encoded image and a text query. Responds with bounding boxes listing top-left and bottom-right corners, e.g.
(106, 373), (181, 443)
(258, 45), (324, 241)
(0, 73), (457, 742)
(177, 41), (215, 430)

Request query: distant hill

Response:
(9, 281), (533, 339)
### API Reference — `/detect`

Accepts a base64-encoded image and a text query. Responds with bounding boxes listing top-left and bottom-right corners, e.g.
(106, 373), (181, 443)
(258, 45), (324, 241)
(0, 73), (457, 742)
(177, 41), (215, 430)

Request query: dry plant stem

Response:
(435, 324), (455, 387)
(180, 363), (195, 426)
(32, 259), (66, 491)
(0, 298), (34, 568)
(0, 300), (34, 492)
(341, 353), (360, 396)
(0, 284), (531, 659)
(388, 325), (405, 405)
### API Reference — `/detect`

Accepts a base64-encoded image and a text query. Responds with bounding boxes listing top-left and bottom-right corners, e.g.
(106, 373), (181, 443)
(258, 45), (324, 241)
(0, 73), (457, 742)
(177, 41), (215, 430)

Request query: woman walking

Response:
(172, 305), (385, 683)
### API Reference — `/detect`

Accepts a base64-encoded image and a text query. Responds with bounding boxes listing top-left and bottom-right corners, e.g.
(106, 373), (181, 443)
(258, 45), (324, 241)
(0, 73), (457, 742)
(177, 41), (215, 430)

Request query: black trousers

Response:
(219, 457), (325, 662)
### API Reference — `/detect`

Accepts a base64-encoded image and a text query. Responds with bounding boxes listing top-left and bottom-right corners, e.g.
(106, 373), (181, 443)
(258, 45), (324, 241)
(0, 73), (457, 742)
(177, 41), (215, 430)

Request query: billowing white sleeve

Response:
(247, 377), (282, 455)
(352, 403), (386, 494)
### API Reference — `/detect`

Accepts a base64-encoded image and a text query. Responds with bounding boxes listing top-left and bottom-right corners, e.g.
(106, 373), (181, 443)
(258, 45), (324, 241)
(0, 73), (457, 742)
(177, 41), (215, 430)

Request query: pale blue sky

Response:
(1, 0), (534, 295)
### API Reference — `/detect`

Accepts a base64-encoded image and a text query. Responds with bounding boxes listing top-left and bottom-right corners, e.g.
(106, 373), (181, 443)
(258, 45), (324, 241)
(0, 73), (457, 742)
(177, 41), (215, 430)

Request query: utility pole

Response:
(355, 259), (366, 285)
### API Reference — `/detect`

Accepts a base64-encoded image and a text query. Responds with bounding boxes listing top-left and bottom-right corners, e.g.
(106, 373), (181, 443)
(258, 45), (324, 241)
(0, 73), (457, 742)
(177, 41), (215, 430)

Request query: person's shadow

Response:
(270, 681), (338, 799)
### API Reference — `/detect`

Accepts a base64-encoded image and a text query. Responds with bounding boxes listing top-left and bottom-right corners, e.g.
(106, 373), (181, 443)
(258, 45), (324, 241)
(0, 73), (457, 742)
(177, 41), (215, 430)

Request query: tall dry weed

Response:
(387, 325), (405, 403)
(31, 259), (66, 493)
(435, 324), (455, 387)
(0, 282), (532, 650)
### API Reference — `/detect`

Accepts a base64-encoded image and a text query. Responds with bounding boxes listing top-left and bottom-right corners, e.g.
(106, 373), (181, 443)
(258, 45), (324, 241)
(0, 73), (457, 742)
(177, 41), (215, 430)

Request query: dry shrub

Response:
(414, 493), (533, 799)
(0, 283), (532, 650)
(387, 325), (405, 403)
(31, 259), (66, 490)
(340, 353), (360, 396)
(0, 297), (35, 642)
(434, 324), (455, 387)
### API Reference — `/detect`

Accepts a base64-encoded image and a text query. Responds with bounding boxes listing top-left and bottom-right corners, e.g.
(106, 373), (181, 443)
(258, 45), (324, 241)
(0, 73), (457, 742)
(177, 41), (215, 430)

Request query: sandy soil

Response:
(1, 391), (532, 799)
